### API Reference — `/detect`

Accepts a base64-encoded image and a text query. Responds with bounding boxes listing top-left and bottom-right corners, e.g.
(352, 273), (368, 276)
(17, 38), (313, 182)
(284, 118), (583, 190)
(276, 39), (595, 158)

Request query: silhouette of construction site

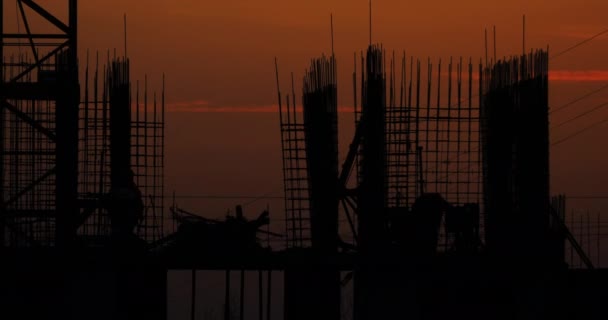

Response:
(0, 1), (607, 320)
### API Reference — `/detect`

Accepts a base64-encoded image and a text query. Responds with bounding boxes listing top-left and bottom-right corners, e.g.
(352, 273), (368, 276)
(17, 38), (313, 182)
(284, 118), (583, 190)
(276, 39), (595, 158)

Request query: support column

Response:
(55, 0), (80, 248)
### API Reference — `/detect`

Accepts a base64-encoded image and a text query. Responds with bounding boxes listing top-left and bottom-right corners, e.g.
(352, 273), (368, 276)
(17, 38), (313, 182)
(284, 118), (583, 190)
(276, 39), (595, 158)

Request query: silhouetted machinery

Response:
(104, 170), (146, 250)
(169, 205), (273, 256)
(446, 203), (481, 254)
(390, 194), (481, 257)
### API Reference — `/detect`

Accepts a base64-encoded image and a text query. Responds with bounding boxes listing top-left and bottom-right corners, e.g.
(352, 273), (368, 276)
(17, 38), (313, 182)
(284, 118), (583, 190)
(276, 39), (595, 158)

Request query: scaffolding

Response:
(565, 209), (606, 269)
(283, 54), (341, 320)
(352, 48), (483, 252)
(132, 75), (166, 243)
(301, 54), (339, 252)
(277, 61), (311, 249)
(481, 50), (551, 262)
(79, 56), (166, 245)
(0, 0), (79, 247)
(0, 1), (166, 247)
(78, 52), (112, 243)
(1, 53), (60, 246)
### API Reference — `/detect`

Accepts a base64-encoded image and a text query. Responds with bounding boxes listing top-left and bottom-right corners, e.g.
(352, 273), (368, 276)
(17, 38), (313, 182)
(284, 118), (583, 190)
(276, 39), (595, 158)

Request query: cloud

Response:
(166, 100), (212, 112)
(549, 70), (608, 82)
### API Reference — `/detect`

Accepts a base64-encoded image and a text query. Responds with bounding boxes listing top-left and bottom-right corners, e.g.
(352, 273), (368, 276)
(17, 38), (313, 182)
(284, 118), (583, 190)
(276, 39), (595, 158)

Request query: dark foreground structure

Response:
(276, 45), (607, 320)
(0, 1), (606, 320)
(0, 1), (166, 319)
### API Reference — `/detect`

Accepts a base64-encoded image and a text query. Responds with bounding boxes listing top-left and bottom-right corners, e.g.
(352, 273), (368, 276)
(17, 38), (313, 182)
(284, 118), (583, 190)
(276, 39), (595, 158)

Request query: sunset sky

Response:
(75, 0), (608, 110)
(5, 1), (608, 318)
(7, 0), (608, 228)
(77, 0), (608, 221)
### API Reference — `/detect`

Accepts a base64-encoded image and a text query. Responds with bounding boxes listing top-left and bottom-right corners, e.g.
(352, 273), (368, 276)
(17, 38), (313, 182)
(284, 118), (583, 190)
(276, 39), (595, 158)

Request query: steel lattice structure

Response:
(0, 0), (166, 248)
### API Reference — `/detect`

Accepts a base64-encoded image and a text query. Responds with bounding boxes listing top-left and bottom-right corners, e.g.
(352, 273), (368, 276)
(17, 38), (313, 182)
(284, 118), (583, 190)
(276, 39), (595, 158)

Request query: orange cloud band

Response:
(549, 70), (608, 81)
(165, 70), (608, 112)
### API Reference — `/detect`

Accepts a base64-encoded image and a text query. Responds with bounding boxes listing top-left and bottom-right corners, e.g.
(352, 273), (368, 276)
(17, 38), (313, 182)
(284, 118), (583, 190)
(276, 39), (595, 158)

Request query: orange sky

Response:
(6, 1), (608, 225)
(84, 1), (608, 218)
(65, 0), (608, 110)
(8, 1), (608, 109)
(3, 3), (608, 316)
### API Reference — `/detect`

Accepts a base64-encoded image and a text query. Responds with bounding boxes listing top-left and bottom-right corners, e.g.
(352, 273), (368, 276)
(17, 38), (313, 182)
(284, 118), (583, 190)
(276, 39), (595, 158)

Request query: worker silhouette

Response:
(105, 170), (145, 251)
(223, 205), (270, 253)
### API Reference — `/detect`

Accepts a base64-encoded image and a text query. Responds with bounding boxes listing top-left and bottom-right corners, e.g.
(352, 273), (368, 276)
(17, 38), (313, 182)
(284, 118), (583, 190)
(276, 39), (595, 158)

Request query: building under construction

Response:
(0, 1), (166, 319)
(0, 1), (607, 320)
(277, 44), (607, 319)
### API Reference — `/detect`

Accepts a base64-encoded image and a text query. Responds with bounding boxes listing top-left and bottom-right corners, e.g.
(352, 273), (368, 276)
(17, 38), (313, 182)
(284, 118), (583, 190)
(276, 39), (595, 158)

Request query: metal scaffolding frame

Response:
(0, 0), (79, 247)
(0, 0), (166, 247)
